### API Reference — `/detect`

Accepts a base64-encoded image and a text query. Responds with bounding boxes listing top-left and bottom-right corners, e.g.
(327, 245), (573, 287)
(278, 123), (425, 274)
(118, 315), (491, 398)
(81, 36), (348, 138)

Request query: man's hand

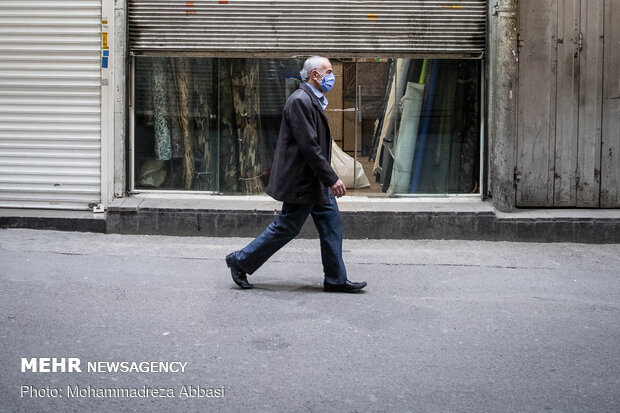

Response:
(330, 179), (346, 198)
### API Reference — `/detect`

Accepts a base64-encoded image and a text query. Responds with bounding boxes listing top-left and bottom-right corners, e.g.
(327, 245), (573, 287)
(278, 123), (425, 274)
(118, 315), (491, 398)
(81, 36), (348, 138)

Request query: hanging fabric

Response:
(373, 59), (411, 175)
(410, 60), (441, 193)
(387, 60), (427, 195)
(152, 57), (172, 161)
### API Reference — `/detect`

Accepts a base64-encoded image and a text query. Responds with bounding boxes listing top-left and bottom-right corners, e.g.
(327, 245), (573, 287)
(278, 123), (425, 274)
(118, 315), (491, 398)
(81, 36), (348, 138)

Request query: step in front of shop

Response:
(0, 209), (106, 233)
(105, 197), (620, 243)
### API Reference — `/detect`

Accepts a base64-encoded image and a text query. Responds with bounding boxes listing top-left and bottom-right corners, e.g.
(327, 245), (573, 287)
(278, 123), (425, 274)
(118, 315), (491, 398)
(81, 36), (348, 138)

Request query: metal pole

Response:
(355, 84), (362, 191)
(354, 59), (359, 191)
(129, 54), (136, 193)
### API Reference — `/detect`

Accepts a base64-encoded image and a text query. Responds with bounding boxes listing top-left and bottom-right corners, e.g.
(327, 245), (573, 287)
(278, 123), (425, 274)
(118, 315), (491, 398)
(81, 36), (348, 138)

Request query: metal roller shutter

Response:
(0, 0), (102, 210)
(128, 0), (487, 57)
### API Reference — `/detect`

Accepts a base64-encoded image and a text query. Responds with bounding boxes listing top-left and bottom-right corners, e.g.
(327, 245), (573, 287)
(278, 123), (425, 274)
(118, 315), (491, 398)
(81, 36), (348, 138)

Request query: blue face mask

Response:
(318, 72), (335, 93)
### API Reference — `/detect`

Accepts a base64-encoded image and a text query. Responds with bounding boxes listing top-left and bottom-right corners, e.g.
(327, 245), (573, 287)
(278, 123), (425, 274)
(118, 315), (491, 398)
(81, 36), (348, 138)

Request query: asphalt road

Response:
(1, 228), (619, 413)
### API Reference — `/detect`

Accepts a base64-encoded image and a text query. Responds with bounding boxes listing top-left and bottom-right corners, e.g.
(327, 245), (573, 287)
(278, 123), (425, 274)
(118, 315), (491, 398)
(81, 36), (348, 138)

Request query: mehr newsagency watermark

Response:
(19, 357), (225, 399)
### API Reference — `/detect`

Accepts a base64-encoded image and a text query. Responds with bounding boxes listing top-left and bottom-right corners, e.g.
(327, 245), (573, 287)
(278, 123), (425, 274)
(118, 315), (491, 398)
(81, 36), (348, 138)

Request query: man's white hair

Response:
(300, 56), (329, 81)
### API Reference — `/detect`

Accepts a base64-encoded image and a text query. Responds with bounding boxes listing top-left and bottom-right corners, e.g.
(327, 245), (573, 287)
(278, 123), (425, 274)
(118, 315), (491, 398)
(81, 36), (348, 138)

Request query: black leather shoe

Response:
(323, 280), (367, 293)
(226, 253), (254, 289)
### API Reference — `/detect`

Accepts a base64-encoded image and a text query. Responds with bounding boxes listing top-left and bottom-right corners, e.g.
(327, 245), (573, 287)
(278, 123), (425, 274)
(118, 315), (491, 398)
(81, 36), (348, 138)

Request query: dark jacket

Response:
(266, 82), (339, 205)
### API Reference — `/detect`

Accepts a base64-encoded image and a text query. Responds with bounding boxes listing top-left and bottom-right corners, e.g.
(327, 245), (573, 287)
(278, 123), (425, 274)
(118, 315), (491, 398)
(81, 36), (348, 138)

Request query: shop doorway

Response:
(326, 58), (482, 197)
(325, 59), (391, 195)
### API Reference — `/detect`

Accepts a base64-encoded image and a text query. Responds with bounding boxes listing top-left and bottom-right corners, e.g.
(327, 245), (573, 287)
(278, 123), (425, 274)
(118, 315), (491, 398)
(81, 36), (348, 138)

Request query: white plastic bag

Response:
(331, 141), (371, 189)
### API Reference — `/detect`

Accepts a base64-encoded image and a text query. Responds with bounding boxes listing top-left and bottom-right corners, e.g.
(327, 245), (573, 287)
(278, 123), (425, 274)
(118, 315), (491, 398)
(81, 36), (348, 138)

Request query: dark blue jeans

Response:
(233, 191), (347, 285)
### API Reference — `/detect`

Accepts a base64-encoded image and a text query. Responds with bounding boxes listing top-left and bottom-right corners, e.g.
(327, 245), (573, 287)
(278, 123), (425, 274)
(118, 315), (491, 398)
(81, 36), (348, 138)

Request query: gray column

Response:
(488, 0), (519, 212)
(113, 0), (127, 198)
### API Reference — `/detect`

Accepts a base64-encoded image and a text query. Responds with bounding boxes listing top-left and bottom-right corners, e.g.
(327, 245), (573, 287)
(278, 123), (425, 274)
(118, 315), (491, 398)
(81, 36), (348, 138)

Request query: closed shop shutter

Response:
(128, 0), (487, 57)
(0, 0), (102, 210)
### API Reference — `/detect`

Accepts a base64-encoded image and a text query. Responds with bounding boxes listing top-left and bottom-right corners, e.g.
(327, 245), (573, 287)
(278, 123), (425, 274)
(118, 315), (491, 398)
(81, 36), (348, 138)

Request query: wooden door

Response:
(601, 0), (620, 207)
(575, 0), (604, 207)
(516, 0), (558, 206)
(516, 0), (616, 207)
(552, 0), (581, 206)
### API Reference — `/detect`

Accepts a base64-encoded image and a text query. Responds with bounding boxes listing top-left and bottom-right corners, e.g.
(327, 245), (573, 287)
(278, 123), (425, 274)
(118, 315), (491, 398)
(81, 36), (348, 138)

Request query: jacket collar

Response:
(299, 82), (329, 123)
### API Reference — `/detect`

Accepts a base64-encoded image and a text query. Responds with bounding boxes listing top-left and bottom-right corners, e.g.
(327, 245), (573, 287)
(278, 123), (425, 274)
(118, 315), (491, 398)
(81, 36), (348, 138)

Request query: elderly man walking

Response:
(225, 56), (367, 293)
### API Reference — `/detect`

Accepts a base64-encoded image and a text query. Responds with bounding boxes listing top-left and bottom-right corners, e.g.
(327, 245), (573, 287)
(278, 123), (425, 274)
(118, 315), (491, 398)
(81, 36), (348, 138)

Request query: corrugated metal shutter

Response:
(128, 0), (487, 57)
(0, 0), (102, 210)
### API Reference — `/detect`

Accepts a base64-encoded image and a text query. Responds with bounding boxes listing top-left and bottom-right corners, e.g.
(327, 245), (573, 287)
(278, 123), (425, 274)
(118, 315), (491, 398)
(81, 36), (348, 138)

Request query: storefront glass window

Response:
(132, 57), (480, 196)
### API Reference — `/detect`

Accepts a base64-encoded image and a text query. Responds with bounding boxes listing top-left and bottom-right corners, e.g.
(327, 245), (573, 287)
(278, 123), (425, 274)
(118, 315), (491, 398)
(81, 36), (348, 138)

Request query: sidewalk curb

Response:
(2, 204), (619, 243)
(0, 210), (106, 234)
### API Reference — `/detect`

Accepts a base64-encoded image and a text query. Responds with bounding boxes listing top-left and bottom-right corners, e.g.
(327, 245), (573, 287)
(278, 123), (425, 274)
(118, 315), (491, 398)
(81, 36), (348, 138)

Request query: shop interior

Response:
(132, 57), (481, 197)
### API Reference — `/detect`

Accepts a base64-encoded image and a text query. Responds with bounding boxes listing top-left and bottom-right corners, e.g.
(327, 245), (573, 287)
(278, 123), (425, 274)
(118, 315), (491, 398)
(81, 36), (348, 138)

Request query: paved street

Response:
(0, 228), (619, 412)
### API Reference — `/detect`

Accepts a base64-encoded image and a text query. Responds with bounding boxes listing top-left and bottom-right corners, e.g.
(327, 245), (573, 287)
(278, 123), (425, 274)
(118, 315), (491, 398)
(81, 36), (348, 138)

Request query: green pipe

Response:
(418, 59), (427, 84)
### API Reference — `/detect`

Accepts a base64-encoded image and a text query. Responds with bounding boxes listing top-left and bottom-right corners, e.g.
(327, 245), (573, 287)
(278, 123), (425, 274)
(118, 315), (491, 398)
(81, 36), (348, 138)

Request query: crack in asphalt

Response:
(6, 249), (557, 271)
